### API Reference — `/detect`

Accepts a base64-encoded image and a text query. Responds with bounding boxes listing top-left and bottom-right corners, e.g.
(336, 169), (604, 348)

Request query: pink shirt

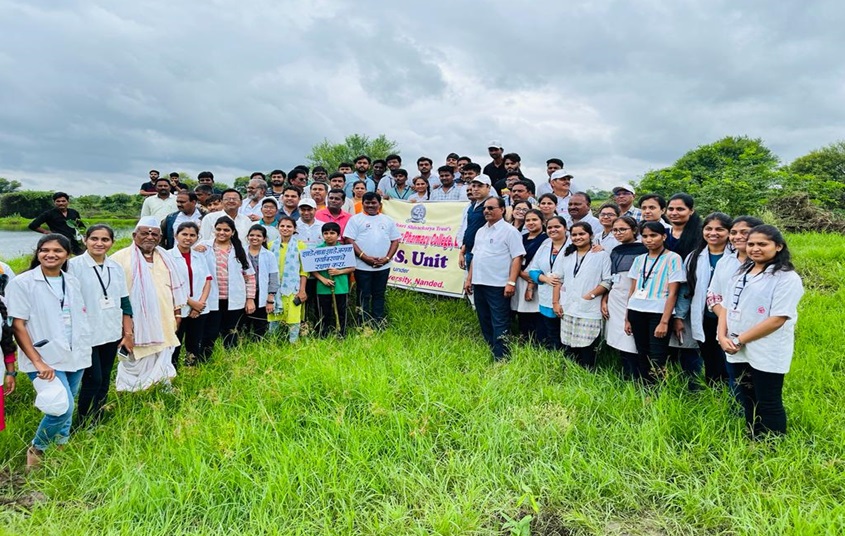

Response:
(314, 208), (353, 236)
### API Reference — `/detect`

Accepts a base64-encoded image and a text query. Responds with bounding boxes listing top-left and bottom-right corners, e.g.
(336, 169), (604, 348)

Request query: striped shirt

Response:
(626, 250), (685, 314)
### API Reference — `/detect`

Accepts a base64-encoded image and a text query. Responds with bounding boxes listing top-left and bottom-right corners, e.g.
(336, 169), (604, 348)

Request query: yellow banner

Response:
(380, 200), (467, 297)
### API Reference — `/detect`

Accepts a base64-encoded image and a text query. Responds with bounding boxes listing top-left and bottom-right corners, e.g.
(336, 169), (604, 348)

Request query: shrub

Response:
(0, 191), (54, 218)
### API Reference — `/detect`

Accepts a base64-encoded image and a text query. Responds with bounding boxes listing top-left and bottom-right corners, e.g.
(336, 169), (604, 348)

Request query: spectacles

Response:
(599, 213), (616, 218)
(614, 191), (633, 196)
(611, 228), (632, 234)
(482, 206), (499, 211)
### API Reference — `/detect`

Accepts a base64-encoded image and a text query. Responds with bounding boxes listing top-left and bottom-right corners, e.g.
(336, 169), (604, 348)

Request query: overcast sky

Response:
(1, 0), (843, 195)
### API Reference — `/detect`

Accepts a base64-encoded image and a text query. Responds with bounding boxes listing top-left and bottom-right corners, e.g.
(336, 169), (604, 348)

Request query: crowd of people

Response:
(1, 141), (804, 469)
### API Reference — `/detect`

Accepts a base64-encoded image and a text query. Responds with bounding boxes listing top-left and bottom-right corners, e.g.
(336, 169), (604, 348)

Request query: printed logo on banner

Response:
(406, 204), (427, 224)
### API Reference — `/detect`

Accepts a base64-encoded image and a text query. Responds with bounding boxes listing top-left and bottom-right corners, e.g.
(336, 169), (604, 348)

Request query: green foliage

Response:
(307, 133), (400, 173)
(0, 177), (22, 194)
(1, 234), (844, 534)
(787, 141), (845, 209)
(0, 190), (54, 218)
(233, 176), (250, 194)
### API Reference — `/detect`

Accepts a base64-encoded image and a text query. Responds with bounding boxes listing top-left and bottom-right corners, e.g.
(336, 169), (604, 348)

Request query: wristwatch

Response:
(5, 371), (16, 378)
(731, 336), (743, 347)
(589, 293), (597, 300)
(506, 281), (516, 287)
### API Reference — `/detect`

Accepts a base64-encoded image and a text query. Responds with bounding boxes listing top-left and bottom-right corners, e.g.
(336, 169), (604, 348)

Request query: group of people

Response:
(2, 141), (804, 470)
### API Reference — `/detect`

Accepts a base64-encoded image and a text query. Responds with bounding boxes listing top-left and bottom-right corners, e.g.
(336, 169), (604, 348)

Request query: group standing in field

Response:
(2, 140), (804, 469)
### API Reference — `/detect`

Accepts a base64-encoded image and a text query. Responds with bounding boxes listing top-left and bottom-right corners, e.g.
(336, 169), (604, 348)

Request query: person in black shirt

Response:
(482, 140), (507, 185)
(167, 172), (189, 193)
(28, 192), (85, 254)
(140, 169), (160, 197)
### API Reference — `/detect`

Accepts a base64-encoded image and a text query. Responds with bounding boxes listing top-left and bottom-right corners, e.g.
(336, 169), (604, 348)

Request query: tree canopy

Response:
(306, 134), (399, 173)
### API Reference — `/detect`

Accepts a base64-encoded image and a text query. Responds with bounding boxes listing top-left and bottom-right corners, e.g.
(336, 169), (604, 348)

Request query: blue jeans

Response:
(473, 284), (512, 360)
(26, 369), (84, 451)
(355, 269), (390, 326)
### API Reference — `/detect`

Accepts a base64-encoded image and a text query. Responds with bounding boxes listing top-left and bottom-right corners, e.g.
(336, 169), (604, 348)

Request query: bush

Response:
(0, 191), (54, 218)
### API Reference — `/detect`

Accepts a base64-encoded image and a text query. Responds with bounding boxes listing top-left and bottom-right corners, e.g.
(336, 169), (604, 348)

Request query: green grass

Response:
(1, 234), (843, 535)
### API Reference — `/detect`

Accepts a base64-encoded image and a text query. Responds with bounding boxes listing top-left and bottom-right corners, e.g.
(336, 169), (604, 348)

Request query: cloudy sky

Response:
(1, 0), (843, 195)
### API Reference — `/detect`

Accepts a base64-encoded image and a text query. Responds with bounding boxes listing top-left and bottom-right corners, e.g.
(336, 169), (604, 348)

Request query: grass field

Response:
(1, 234), (843, 535)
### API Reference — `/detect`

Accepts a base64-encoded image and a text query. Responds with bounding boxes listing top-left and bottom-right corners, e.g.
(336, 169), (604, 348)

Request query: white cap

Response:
(260, 196), (280, 209)
(612, 184), (636, 196)
(298, 198), (316, 209)
(487, 140), (503, 149)
(471, 174), (492, 186)
(134, 216), (160, 230)
(550, 170), (574, 181)
(33, 377), (69, 416)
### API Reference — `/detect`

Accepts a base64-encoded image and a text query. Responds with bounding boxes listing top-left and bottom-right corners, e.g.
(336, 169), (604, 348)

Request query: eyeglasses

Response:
(614, 191), (633, 196)
(482, 206), (500, 211)
(611, 228), (632, 234)
(599, 213), (617, 218)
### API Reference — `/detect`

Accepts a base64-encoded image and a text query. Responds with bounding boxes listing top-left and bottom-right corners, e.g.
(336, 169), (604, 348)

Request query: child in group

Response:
(624, 222), (685, 383)
(312, 222), (355, 338)
(205, 195), (223, 213)
(169, 222), (214, 365)
(268, 216), (308, 343)
(713, 225), (803, 438)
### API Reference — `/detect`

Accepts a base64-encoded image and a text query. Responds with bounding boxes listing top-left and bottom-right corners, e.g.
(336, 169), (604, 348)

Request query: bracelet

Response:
(5, 371), (17, 378)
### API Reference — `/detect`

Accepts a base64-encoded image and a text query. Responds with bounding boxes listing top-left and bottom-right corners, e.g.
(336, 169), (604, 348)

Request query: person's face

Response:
(386, 158), (401, 171)
(338, 165), (353, 175)
(195, 191), (210, 204)
(169, 176), (180, 185)
(640, 227), (666, 251)
(208, 200), (223, 212)
(413, 179), (427, 193)
(278, 219), (295, 238)
(372, 162), (385, 177)
(504, 159), (519, 172)
(538, 198), (557, 216)
(156, 181), (171, 196)
(282, 191), (300, 209)
(488, 147), (503, 160)
(446, 156), (457, 167)
(640, 199), (665, 222)
(222, 193), (241, 213)
(133, 226), (161, 254)
(551, 177), (571, 194)
(393, 173), (408, 186)
(247, 180), (265, 201)
(703, 219), (729, 248)
(299, 206), (315, 223)
(310, 185), (326, 204)
(568, 196), (590, 219)
(322, 230), (340, 246)
(570, 226), (591, 248)
(262, 202), (278, 220)
(270, 173), (285, 186)
(176, 227), (198, 249)
(176, 194), (196, 214)
(149, 171), (159, 181)
(482, 200), (503, 222)
(471, 182), (490, 199)
(611, 222), (636, 244)
(84, 229), (114, 257)
(457, 159), (470, 171)
(53, 196), (69, 210)
(613, 189), (634, 207)
(510, 184), (529, 201)
(352, 183), (366, 198)
(438, 172), (454, 187)
(290, 173), (307, 188)
(729, 222), (753, 252)
(512, 203), (529, 221)
(355, 159), (370, 173)
(247, 230), (266, 248)
(312, 170), (328, 182)
(598, 209), (618, 228)
(327, 192), (344, 210)
(746, 232), (782, 265)
(546, 218), (566, 240)
(667, 200), (693, 226)
(418, 161), (432, 174)
(198, 177), (214, 186)
(330, 177), (345, 190)
(546, 162), (562, 177)
(37, 240), (69, 270)
(362, 198), (380, 215)
(462, 169), (478, 182)
(523, 212), (542, 233)
(214, 224), (234, 244)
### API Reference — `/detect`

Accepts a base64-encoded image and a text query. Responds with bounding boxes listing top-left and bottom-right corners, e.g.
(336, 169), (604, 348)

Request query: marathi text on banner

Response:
(380, 200), (467, 298)
(300, 245), (356, 272)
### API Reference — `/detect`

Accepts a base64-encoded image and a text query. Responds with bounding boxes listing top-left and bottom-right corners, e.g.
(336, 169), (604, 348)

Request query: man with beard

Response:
(268, 170), (287, 200)
(28, 192), (86, 255)
(140, 169), (161, 197)
(494, 153), (535, 195)
(483, 141), (507, 185)
(416, 157), (439, 188)
(111, 217), (187, 392)
(240, 176), (268, 221)
(344, 155), (375, 198)
(375, 154), (403, 195)
(140, 177), (178, 223)
(279, 186), (301, 220)
(311, 166), (328, 184)
(287, 168), (309, 198)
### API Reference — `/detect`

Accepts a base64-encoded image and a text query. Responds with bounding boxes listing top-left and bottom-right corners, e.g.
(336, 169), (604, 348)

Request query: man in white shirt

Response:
(294, 198), (322, 247)
(240, 176), (268, 221)
(140, 177), (178, 223)
(568, 192), (602, 233)
(199, 189), (253, 245)
(464, 196), (525, 361)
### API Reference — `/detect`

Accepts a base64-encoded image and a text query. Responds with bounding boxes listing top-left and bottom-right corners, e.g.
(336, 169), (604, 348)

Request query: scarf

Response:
(609, 242), (648, 274)
(129, 245), (188, 347)
(522, 232), (548, 269)
(278, 239), (302, 296)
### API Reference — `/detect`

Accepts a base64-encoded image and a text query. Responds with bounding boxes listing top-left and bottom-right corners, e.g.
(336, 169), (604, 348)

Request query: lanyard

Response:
(573, 251), (588, 277)
(640, 248), (665, 289)
(731, 266), (755, 310)
(548, 243), (562, 270)
(92, 264), (111, 298)
(46, 272), (67, 309)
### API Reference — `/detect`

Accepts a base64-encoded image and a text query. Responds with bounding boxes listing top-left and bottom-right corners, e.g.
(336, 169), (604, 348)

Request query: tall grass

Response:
(0, 234), (843, 535)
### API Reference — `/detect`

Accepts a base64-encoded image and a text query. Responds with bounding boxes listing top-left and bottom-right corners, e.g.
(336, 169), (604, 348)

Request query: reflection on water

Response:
(0, 228), (133, 260)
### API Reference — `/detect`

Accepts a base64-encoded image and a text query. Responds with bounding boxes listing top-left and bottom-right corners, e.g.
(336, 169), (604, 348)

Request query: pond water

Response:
(0, 228), (134, 260)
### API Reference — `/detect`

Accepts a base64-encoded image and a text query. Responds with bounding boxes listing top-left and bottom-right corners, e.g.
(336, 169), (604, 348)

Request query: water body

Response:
(0, 228), (134, 260)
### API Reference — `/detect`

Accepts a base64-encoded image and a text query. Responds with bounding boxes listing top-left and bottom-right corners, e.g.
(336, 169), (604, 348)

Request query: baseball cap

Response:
(487, 140), (503, 150)
(612, 184), (636, 196)
(33, 377), (69, 416)
(471, 174), (492, 186)
(298, 198), (316, 209)
(550, 170), (574, 181)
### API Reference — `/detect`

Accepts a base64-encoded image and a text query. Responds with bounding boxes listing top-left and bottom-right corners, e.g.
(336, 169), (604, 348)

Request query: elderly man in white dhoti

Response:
(111, 217), (187, 391)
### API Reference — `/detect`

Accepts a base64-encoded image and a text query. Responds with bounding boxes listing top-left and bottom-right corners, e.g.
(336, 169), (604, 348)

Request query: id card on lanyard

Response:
(93, 265), (117, 309)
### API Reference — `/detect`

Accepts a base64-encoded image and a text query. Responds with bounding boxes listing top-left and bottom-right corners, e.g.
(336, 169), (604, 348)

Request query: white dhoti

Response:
(115, 347), (177, 392)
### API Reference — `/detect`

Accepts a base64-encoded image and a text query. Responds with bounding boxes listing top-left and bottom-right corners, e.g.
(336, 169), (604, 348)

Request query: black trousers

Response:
(75, 340), (119, 427)
(730, 362), (787, 437)
(173, 314), (207, 365)
(699, 314), (729, 384)
(316, 293), (348, 337)
(628, 309), (671, 383)
(242, 307), (269, 341)
(203, 299), (244, 353)
(564, 338), (599, 370)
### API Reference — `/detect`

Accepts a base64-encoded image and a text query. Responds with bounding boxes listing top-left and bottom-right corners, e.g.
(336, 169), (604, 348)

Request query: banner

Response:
(380, 200), (467, 298)
(300, 245), (356, 272)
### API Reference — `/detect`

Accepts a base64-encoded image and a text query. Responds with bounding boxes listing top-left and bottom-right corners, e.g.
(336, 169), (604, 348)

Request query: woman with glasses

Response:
(509, 200), (532, 233)
(512, 209), (547, 342)
(593, 203), (621, 251)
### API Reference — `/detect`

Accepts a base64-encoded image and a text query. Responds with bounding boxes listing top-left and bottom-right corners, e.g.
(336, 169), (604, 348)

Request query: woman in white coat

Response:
(243, 224), (280, 340)
(7, 234), (93, 468)
(169, 221), (214, 365)
(527, 216), (568, 350)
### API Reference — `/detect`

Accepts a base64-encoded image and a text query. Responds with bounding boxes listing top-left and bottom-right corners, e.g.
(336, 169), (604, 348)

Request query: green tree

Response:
(0, 178), (22, 194)
(306, 134), (399, 173)
(787, 141), (845, 208)
(636, 136), (781, 216)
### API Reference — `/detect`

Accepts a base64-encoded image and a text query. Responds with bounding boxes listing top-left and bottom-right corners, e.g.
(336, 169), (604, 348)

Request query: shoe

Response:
(26, 446), (43, 470)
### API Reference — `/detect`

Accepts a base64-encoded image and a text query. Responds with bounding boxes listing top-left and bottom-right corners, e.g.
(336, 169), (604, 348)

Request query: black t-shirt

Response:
(140, 181), (156, 193)
(483, 161), (508, 185)
(28, 208), (83, 243)
(141, 181), (189, 194)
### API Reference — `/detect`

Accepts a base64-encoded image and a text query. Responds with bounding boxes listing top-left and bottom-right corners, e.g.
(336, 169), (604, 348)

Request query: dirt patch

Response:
(768, 193), (845, 233)
(0, 468), (48, 512)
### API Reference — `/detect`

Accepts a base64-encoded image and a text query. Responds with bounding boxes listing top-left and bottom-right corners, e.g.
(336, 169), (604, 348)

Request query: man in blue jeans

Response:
(464, 196), (525, 360)
(345, 192), (401, 328)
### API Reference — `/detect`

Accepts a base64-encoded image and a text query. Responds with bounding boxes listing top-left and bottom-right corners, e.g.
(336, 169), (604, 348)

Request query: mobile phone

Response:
(117, 346), (131, 359)
(33, 339), (48, 348)
(293, 296), (302, 306)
